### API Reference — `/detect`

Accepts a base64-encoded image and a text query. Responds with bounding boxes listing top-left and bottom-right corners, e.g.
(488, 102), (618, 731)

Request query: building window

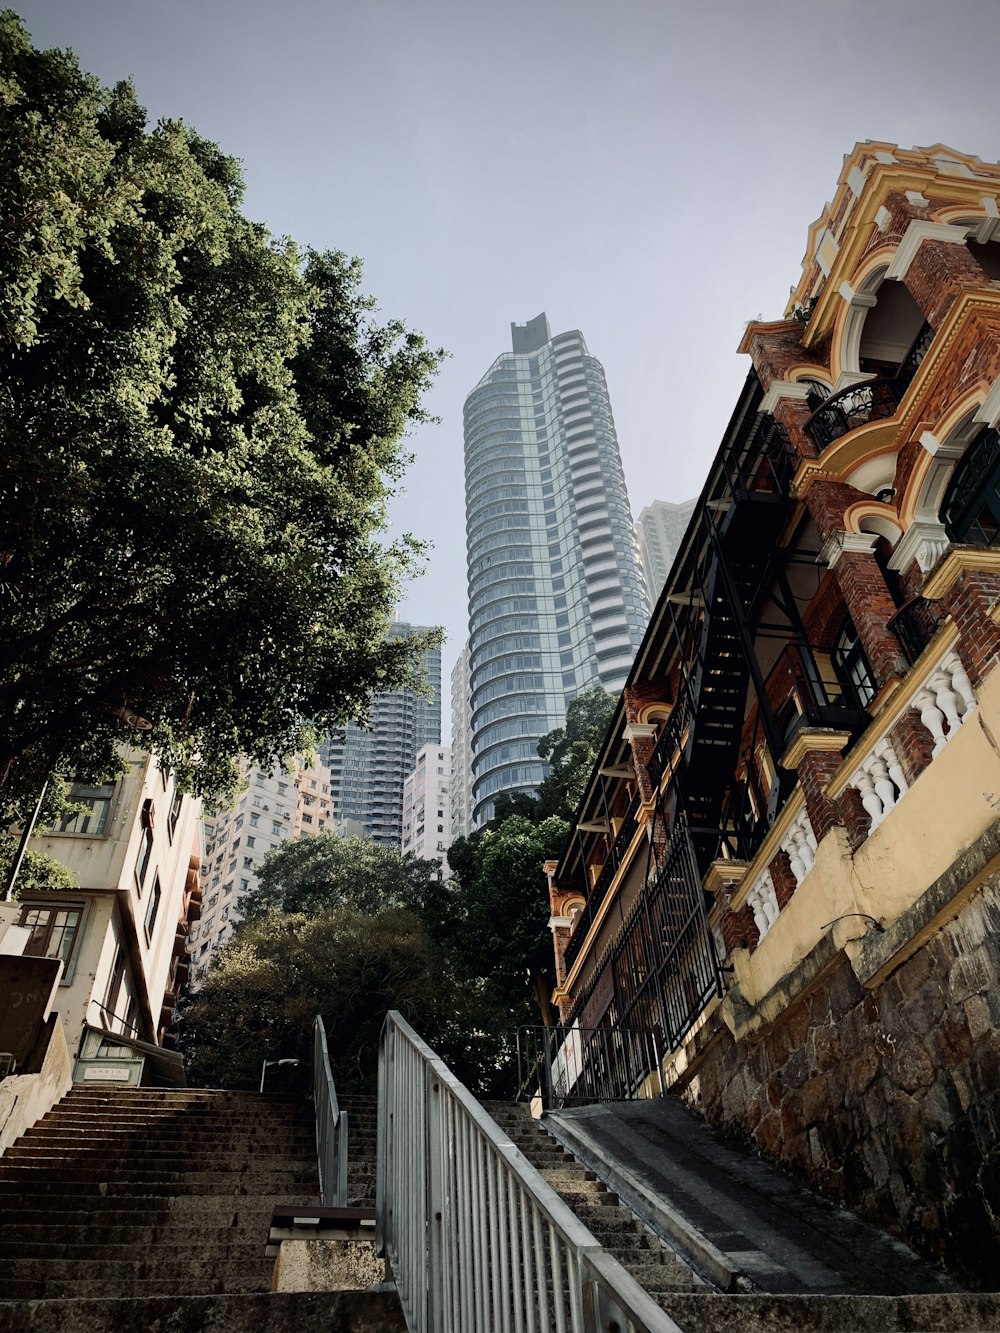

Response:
(246, 835), (255, 848)
(250, 813), (259, 827)
(55, 783), (116, 836)
(167, 788), (184, 841)
(104, 946), (127, 1028)
(831, 621), (878, 710)
(19, 903), (83, 969)
(144, 875), (161, 941)
(941, 425), (1000, 546)
(135, 823), (154, 890)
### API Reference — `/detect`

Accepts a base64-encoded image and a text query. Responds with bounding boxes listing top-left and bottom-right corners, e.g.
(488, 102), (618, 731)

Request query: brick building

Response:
(547, 142), (1000, 1285)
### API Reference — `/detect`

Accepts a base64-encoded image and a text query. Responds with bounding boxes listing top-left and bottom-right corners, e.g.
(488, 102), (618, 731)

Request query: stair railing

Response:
(377, 1010), (680, 1333)
(313, 1015), (348, 1207)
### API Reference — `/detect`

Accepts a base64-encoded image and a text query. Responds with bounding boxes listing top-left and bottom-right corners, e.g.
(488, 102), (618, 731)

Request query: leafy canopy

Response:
(243, 831), (452, 932)
(180, 906), (458, 1093)
(0, 12), (443, 826)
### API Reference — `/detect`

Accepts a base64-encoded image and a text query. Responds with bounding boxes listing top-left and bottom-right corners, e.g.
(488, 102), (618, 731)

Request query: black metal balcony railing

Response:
(803, 378), (900, 451)
(562, 792), (640, 977)
(887, 596), (946, 666)
(894, 320), (934, 398)
(804, 321), (933, 453)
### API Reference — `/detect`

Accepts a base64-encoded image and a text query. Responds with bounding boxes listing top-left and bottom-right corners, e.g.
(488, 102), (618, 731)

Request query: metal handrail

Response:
(517, 1026), (664, 1111)
(377, 1010), (680, 1333)
(313, 1015), (348, 1207)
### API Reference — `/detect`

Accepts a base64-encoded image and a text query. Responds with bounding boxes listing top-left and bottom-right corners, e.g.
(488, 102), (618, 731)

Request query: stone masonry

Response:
(681, 870), (1000, 1289)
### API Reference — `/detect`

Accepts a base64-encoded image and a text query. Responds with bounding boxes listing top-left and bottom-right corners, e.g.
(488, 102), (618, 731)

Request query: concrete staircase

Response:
(342, 1093), (377, 1208)
(483, 1099), (704, 1311)
(0, 1085), (405, 1333)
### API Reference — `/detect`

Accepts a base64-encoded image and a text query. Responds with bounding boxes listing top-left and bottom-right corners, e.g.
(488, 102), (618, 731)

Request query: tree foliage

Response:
(0, 12), (443, 822)
(536, 684), (617, 818)
(180, 906), (458, 1092)
(243, 831), (455, 941)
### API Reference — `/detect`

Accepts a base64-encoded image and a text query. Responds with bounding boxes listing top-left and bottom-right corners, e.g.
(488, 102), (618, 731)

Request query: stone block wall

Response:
(681, 870), (1000, 1288)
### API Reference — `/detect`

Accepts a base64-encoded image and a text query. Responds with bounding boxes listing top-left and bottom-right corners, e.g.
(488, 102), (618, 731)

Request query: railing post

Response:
(376, 1021), (388, 1258)
(426, 1063), (445, 1330)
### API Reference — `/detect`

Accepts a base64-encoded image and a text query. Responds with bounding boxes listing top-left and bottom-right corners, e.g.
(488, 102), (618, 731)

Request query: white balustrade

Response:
(781, 806), (817, 885)
(745, 869), (780, 939)
(912, 648), (977, 755)
(849, 736), (909, 831)
(848, 646), (977, 837)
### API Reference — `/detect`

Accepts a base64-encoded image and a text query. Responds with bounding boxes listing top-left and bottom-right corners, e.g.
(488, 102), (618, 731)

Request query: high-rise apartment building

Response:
(636, 499), (697, 602)
(464, 313), (647, 825)
(449, 644), (473, 841)
(192, 756), (331, 981)
(401, 745), (452, 866)
(320, 622), (441, 847)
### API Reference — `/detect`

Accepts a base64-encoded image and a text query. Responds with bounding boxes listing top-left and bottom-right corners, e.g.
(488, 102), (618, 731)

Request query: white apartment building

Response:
(401, 745), (452, 867)
(191, 756), (331, 981)
(449, 645), (473, 841)
(11, 750), (201, 1065)
(636, 498), (697, 603)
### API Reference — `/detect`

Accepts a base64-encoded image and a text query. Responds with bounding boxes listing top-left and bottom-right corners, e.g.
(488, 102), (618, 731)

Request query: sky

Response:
(16, 0), (1000, 738)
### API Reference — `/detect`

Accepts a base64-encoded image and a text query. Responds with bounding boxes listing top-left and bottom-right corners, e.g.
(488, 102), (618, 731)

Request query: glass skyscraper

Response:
(464, 313), (647, 825)
(320, 621), (441, 846)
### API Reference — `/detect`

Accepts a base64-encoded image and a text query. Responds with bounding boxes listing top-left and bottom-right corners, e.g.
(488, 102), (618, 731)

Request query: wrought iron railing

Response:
(516, 1026), (663, 1110)
(568, 819), (724, 1053)
(313, 1015), (348, 1207)
(377, 1011), (678, 1333)
(894, 320), (933, 397)
(887, 595), (947, 665)
(803, 378), (899, 450)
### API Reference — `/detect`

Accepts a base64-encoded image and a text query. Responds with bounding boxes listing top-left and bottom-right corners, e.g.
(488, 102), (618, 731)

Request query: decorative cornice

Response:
(760, 380), (812, 414)
(885, 219), (972, 281)
(703, 860), (750, 896)
(623, 722), (657, 742)
(780, 728), (852, 772)
(922, 546), (1000, 600)
(887, 519), (950, 575)
(818, 530), (879, 569)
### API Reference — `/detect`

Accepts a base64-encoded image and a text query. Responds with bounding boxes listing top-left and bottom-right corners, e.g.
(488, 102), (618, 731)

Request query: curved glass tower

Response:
(464, 313), (648, 825)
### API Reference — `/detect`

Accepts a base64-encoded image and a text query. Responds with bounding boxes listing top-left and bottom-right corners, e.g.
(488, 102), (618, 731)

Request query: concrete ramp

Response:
(546, 1097), (958, 1298)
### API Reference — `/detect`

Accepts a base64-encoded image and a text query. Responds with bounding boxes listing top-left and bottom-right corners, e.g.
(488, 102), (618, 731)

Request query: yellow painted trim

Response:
(728, 788), (808, 914)
(844, 500), (901, 535)
(923, 547), (1000, 600)
(825, 621), (960, 800)
(561, 818), (648, 996)
(780, 729), (852, 772)
(703, 859), (749, 895)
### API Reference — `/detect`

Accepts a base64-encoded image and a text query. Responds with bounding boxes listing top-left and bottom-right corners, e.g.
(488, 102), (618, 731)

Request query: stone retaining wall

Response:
(681, 870), (1000, 1287)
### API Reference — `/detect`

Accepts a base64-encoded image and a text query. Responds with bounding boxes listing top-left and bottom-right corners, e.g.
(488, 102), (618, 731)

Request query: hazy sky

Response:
(17, 0), (1000, 735)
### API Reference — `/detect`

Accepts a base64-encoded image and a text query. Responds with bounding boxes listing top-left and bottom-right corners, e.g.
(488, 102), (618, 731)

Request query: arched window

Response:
(940, 426), (1000, 547)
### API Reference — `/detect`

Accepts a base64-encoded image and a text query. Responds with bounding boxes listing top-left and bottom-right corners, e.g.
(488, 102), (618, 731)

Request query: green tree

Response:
(243, 832), (456, 943)
(449, 814), (569, 1015)
(181, 902), (518, 1095)
(180, 906), (456, 1091)
(0, 13), (443, 823)
(536, 684), (617, 818)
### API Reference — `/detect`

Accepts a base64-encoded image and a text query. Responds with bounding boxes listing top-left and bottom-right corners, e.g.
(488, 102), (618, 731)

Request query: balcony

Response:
(803, 379), (900, 451)
(562, 793), (641, 976)
(804, 321), (933, 452)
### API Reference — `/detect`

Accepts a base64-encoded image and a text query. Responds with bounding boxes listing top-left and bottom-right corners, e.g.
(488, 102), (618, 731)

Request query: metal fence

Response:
(313, 1015), (348, 1207)
(517, 1026), (663, 1110)
(377, 1010), (680, 1333)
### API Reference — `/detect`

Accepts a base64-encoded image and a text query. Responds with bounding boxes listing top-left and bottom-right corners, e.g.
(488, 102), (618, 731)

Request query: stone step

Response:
(0, 1240), (272, 1263)
(0, 1174), (316, 1196)
(0, 1194), (315, 1218)
(13, 1139), (317, 1158)
(0, 1273), (276, 1300)
(0, 1291), (410, 1332)
(657, 1293), (1000, 1331)
(5, 1146), (316, 1168)
(0, 1223), (276, 1247)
